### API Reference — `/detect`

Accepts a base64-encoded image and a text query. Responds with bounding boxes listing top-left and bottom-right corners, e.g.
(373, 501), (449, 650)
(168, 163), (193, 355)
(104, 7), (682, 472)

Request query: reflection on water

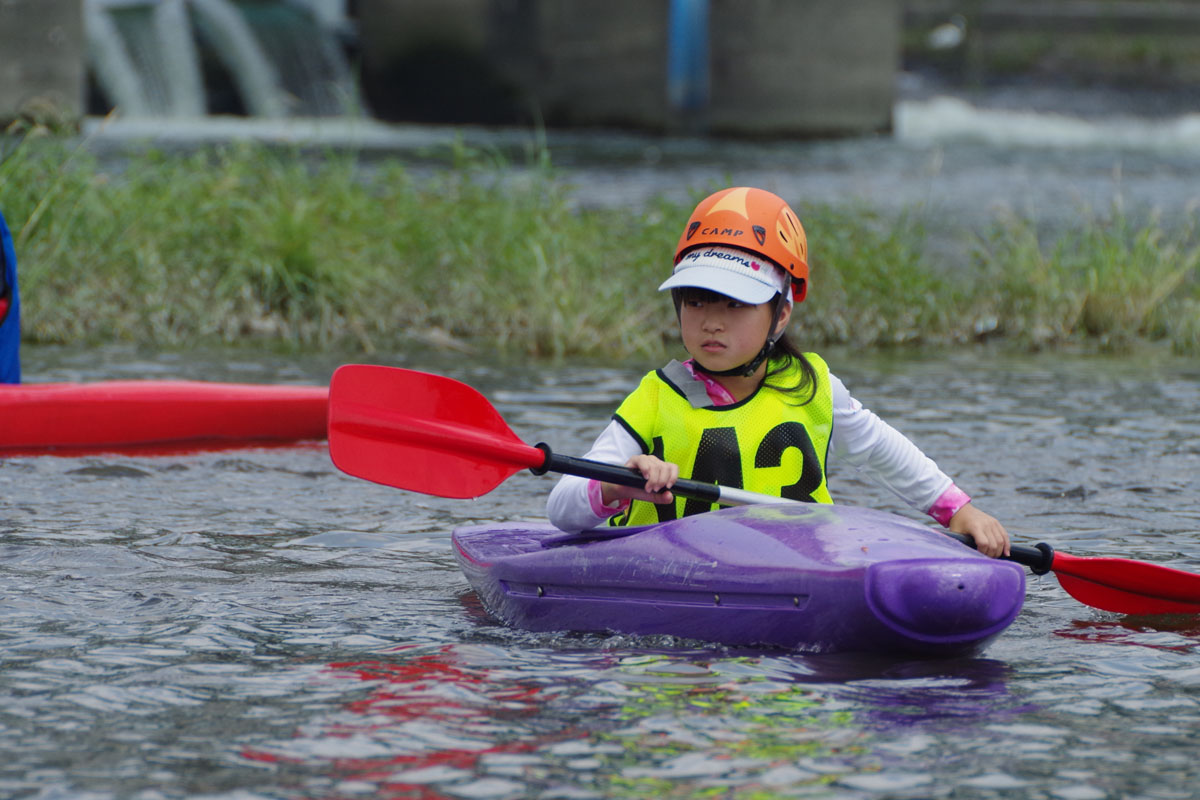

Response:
(3, 345), (1200, 798)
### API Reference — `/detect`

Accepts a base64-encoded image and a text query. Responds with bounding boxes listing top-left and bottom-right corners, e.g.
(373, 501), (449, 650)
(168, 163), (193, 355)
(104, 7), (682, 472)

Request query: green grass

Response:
(2, 134), (1198, 359)
(971, 208), (1200, 351)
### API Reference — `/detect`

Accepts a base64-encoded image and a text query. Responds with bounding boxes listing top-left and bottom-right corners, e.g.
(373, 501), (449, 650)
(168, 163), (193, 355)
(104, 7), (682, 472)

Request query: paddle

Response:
(327, 364), (1200, 616)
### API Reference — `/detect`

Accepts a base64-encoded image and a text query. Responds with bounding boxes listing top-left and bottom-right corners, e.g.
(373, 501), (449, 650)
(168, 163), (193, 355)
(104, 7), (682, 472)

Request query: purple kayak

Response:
(453, 503), (1025, 657)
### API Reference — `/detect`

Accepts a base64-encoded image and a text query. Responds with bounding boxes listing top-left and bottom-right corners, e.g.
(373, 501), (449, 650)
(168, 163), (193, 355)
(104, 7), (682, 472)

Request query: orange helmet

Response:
(674, 187), (808, 302)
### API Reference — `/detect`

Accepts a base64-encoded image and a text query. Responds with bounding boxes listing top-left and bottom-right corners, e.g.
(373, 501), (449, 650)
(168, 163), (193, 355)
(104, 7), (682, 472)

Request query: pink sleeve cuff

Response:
(588, 479), (629, 518)
(928, 485), (971, 527)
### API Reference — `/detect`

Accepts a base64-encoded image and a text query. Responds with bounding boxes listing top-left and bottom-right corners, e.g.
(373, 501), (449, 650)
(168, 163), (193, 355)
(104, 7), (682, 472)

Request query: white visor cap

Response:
(658, 246), (791, 305)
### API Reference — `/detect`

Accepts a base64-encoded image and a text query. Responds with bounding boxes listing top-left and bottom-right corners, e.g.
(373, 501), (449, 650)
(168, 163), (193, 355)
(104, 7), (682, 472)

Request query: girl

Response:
(546, 187), (1010, 558)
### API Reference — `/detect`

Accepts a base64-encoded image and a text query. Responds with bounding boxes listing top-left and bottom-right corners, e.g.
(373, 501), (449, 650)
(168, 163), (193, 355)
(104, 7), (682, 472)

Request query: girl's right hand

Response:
(601, 454), (679, 505)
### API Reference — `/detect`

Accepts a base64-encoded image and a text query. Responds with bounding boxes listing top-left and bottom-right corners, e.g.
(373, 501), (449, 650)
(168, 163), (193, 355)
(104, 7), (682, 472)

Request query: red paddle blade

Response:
(327, 365), (546, 499)
(1050, 552), (1200, 615)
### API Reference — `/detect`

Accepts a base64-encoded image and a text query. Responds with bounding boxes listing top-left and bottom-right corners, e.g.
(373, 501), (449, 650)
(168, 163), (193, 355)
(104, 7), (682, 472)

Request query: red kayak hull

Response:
(0, 380), (328, 454)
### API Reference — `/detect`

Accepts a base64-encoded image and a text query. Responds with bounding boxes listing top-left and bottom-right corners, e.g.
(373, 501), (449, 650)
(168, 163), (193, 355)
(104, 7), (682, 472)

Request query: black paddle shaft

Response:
(532, 443), (723, 503)
(946, 531), (1055, 575)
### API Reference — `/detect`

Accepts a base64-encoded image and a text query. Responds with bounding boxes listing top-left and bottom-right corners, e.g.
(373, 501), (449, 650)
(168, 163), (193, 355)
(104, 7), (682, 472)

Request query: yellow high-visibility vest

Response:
(610, 354), (833, 526)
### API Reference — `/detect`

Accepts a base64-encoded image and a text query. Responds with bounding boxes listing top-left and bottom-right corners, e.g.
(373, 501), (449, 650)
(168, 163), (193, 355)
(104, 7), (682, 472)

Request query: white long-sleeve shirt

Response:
(546, 368), (969, 532)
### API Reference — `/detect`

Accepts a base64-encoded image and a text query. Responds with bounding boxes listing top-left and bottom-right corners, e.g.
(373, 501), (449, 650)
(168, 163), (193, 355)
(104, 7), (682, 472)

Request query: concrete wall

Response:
(357, 0), (489, 59)
(356, 0), (518, 123)
(517, 0), (672, 130)
(0, 0), (86, 125)
(356, 0), (673, 129)
(357, 0), (897, 136)
(1, 0), (897, 135)
(708, 0), (898, 136)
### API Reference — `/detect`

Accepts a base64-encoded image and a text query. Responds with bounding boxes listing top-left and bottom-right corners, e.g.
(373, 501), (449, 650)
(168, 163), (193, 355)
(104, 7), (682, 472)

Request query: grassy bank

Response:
(2, 136), (1198, 359)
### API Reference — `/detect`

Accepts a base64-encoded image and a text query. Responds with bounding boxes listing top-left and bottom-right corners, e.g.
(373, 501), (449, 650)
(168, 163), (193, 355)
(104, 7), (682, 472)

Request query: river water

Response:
(7, 90), (1200, 798)
(3, 341), (1200, 800)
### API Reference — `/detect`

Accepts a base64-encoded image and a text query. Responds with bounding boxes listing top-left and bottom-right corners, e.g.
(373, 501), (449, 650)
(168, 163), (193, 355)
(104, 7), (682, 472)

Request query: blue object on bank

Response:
(0, 209), (21, 384)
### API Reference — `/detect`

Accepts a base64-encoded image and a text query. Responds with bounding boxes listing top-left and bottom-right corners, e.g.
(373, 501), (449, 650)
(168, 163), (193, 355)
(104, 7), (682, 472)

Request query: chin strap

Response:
(689, 291), (790, 379)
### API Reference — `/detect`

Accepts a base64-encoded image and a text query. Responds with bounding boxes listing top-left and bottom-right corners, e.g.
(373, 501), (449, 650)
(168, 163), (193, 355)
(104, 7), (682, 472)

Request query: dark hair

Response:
(672, 287), (819, 406)
(763, 331), (819, 406)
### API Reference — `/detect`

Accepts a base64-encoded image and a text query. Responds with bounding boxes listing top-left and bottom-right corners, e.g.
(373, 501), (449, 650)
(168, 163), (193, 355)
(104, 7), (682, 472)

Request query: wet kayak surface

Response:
(454, 504), (1026, 657)
(3, 344), (1200, 798)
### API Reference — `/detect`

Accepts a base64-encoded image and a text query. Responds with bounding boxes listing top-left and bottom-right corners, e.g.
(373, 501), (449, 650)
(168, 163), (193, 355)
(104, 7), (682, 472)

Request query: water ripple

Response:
(3, 350), (1200, 798)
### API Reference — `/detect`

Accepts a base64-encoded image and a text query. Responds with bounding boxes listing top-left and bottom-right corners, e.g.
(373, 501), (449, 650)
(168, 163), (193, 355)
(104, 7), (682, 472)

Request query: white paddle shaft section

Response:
(714, 485), (804, 507)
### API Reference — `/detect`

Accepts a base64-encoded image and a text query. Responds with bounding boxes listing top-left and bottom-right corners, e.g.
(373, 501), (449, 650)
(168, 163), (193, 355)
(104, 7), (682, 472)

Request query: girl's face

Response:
(678, 292), (789, 374)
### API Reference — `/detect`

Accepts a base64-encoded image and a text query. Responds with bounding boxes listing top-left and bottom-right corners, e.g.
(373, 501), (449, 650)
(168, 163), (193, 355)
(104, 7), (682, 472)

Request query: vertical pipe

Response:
(667, 0), (709, 113)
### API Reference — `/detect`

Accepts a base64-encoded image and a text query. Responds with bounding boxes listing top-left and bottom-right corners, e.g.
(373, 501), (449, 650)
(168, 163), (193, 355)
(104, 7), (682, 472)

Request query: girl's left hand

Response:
(947, 502), (1011, 558)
